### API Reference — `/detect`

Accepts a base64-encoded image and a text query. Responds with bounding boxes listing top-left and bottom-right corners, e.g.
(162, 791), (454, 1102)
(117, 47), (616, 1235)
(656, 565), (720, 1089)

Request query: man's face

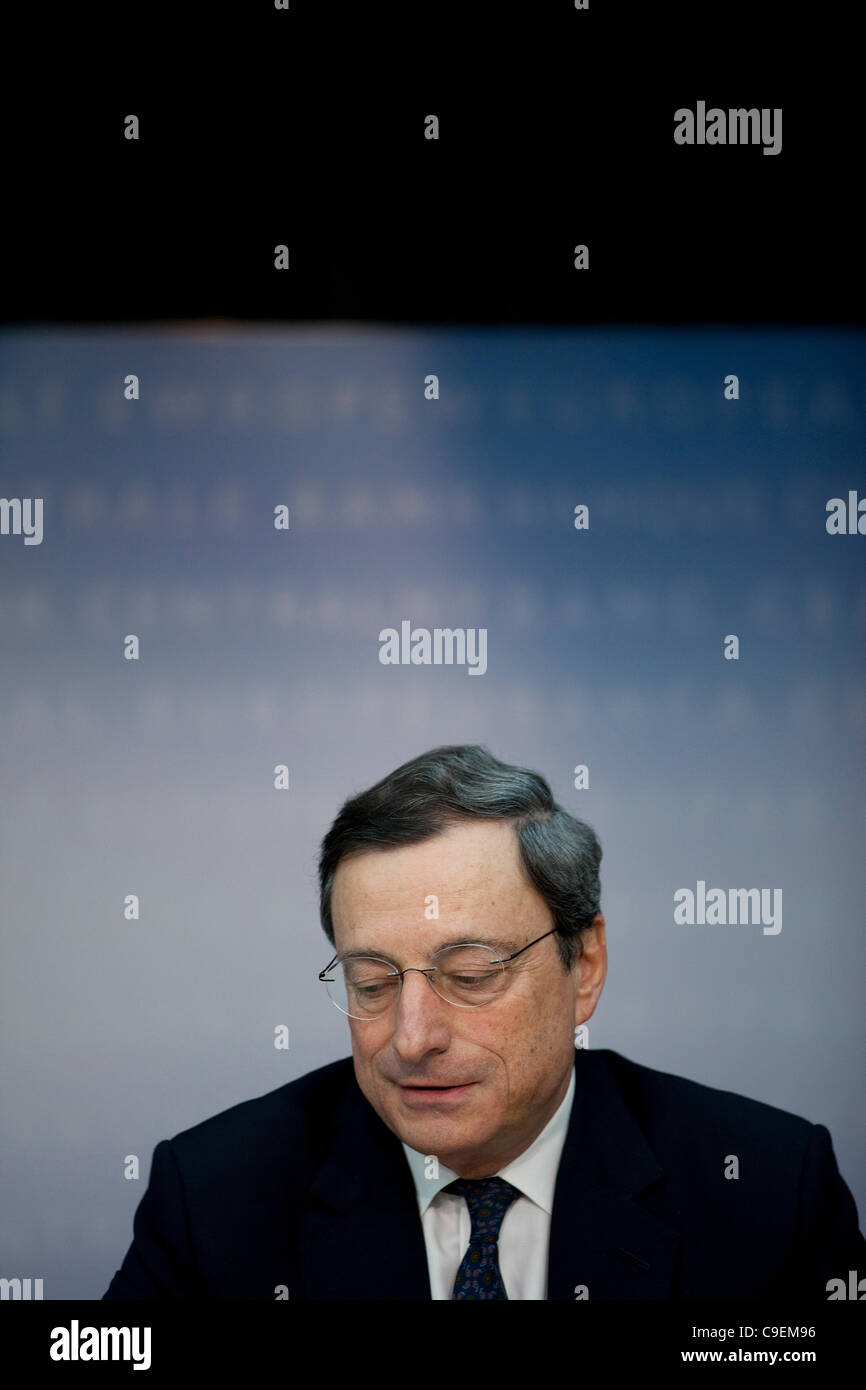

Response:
(329, 818), (606, 1178)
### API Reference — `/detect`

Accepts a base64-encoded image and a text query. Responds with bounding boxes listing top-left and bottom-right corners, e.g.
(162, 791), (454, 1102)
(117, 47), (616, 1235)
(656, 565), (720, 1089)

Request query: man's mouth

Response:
(400, 1082), (469, 1089)
(397, 1080), (477, 1100)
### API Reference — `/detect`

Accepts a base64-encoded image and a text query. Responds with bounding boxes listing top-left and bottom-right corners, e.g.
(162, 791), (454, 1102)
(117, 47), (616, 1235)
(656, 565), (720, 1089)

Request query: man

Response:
(104, 744), (866, 1299)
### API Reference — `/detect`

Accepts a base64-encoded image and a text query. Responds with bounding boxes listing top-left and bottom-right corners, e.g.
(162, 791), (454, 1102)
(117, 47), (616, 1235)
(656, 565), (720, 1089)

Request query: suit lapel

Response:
(547, 1050), (680, 1299)
(295, 1072), (431, 1300)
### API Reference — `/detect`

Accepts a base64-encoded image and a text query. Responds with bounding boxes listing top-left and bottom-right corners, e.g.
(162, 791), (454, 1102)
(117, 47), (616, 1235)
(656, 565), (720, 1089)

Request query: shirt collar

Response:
(401, 1064), (576, 1216)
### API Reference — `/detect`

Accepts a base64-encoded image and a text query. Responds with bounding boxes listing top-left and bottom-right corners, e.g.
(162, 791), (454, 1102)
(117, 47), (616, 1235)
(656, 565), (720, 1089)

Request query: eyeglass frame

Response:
(317, 926), (560, 1017)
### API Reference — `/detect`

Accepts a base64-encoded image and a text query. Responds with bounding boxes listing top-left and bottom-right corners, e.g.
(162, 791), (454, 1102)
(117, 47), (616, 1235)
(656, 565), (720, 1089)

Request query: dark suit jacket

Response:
(103, 1048), (866, 1300)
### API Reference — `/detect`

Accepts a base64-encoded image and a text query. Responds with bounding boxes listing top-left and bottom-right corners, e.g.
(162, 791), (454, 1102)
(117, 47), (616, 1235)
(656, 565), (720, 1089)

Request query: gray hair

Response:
(318, 744), (602, 970)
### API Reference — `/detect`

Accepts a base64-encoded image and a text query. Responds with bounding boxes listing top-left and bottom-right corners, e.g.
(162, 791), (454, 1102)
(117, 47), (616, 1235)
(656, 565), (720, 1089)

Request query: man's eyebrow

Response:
(337, 935), (521, 963)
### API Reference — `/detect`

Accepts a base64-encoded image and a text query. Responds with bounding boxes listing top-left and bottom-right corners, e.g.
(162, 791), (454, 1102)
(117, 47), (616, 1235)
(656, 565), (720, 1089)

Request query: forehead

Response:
(330, 818), (542, 944)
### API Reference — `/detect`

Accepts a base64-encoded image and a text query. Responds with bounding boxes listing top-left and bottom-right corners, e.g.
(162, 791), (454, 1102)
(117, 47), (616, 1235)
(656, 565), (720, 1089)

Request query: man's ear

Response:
(573, 913), (607, 1026)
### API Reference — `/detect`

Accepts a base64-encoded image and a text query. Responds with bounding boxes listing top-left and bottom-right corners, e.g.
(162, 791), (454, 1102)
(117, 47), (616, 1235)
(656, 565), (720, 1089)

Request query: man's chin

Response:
(385, 1098), (488, 1154)
(360, 1076), (491, 1151)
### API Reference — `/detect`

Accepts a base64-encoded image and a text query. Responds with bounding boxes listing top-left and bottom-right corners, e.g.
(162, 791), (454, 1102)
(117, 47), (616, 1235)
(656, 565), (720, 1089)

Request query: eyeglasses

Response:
(318, 927), (558, 1020)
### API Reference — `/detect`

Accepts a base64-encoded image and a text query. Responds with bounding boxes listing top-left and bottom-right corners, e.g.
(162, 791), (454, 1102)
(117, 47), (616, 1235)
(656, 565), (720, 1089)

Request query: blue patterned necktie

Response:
(444, 1176), (522, 1299)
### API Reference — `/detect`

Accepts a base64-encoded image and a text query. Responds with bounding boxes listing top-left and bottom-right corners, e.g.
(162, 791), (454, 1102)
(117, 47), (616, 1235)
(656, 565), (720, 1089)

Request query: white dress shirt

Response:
(400, 1066), (576, 1300)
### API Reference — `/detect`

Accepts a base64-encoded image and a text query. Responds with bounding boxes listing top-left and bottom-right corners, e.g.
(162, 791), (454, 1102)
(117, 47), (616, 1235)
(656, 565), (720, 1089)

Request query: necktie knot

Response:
(444, 1176), (521, 1246)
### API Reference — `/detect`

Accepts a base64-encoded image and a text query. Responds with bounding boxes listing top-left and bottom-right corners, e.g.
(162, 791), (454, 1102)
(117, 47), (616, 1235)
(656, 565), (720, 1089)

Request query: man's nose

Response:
(389, 969), (451, 1057)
